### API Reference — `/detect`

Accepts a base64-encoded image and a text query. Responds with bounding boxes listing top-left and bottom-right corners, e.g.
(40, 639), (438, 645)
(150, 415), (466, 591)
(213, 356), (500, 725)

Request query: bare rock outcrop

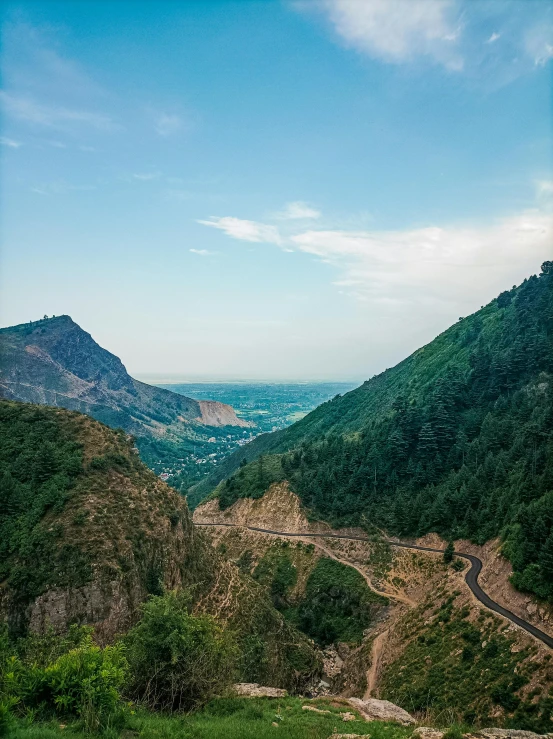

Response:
(414, 728), (553, 739)
(346, 697), (416, 725)
(233, 683), (288, 698)
(196, 399), (251, 428)
(194, 481), (330, 534)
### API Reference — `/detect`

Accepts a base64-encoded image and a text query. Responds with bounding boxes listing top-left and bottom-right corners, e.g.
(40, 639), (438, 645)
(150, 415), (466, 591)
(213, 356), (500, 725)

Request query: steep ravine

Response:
(194, 484), (553, 726)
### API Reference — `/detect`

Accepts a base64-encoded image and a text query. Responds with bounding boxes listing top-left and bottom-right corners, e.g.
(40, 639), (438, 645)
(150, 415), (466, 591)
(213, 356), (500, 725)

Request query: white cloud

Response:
(155, 113), (182, 136)
(0, 91), (117, 132)
(0, 136), (21, 148)
(305, 0), (463, 69)
(30, 181), (97, 195)
(277, 201), (321, 219)
(198, 216), (282, 245)
(290, 212), (553, 306)
(486, 32), (501, 44)
(190, 248), (214, 256)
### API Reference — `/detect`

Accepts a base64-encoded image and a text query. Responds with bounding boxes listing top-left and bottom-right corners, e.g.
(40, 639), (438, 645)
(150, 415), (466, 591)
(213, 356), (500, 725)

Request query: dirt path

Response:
(296, 535), (415, 606)
(196, 522), (553, 650)
(364, 629), (389, 699)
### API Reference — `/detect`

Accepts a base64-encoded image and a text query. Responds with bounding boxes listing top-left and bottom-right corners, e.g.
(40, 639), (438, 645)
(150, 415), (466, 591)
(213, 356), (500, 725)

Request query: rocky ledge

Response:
(415, 728), (553, 739)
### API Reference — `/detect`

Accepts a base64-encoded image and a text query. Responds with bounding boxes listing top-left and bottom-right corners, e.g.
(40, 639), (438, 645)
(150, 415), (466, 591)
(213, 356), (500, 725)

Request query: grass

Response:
(8, 697), (414, 739)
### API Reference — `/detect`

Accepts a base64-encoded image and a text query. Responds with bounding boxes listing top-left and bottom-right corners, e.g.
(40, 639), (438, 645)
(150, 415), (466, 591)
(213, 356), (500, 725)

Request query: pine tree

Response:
(33, 442), (58, 484)
(417, 423), (437, 459)
(443, 540), (454, 564)
(539, 533), (553, 583)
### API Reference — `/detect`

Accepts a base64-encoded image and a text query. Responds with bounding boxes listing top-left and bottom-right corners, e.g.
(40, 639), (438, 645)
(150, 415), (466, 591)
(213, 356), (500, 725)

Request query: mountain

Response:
(0, 315), (248, 435)
(200, 262), (553, 603)
(0, 315), (254, 486)
(0, 399), (320, 689)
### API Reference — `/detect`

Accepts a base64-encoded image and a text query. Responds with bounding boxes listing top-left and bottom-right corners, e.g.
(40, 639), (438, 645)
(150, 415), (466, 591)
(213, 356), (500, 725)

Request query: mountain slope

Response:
(0, 400), (320, 689)
(0, 315), (248, 434)
(204, 262), (553, 602)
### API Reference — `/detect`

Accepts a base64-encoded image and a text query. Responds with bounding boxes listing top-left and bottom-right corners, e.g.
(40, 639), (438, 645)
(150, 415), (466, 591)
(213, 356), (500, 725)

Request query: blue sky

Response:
(1, 0), (552, 380)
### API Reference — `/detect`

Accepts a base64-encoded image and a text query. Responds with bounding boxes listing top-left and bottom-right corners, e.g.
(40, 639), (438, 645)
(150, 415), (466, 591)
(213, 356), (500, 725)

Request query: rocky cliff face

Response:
(194, 481), (328, 532)
(197, 399), (251, 428)
(0, 401), (320, 690)
(0, 315), (246, 433)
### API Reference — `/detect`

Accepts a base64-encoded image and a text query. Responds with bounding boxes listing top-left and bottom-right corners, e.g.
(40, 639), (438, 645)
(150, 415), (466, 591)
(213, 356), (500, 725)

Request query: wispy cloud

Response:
(536, 180), (553, 203)
(525, 23), (553, 66)
(486, 32), (501, 44)
(155, 113), (183, 136)
(198, 216), (283, 245)
(276, 201), (321, 219)
(0, 136), (22, 148)
(290, 212), (552, 305)
(132, 172), (161, 181)
(1, 20), (120, 140)
(30, 181), (97, 195)
(0, 91), (117, 132)
(190, 248), (215, 256)
(197, 203), (552, 312)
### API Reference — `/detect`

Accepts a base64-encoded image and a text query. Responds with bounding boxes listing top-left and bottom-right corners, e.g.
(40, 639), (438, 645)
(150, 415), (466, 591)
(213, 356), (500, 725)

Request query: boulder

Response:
(467, 731), (553, 739)
(302, 705), (332, 714)
(346, 698), (416, 725)
(233, 683), (287, 698)
(414, 728), (553, 739)
(414, 728), (445, 739)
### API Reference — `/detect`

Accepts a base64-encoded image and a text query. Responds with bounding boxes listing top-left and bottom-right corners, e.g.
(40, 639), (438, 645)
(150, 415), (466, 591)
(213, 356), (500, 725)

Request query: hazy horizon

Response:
(137, 374), (365, 385)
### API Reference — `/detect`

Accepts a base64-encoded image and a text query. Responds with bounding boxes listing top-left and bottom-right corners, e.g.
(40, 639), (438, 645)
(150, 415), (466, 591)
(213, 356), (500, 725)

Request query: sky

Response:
(1, 0), (552, 381)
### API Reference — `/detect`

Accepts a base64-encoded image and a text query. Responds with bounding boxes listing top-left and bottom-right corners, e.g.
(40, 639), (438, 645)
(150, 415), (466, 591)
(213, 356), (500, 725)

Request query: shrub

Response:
(0, 627), (127, 733)
(44, 642), (127, 730)
(124, 591), (238, 712)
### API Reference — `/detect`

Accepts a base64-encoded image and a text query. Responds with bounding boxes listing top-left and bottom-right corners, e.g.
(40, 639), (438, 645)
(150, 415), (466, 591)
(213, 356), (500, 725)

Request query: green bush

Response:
(0, 629), (127, 733)
(43, 642), (127, 730)
(124, 591), (238, 712)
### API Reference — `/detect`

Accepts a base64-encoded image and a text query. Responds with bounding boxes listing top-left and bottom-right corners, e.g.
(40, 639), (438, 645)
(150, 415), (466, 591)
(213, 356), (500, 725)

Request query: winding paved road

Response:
(195, 522), (553, 649)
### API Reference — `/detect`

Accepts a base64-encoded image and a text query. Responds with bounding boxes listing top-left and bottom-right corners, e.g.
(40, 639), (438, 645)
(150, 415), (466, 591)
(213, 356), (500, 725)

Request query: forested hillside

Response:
(0, 400), (320, 689)
(212, 263), (553, 602)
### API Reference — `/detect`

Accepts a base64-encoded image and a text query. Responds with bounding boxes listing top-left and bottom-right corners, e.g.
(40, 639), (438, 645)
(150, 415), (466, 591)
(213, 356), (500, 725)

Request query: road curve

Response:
(195, 522), (553, 649)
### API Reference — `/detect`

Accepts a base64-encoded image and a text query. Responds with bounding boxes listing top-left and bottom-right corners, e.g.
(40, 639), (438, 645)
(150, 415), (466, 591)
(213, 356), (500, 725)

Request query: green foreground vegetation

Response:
(214, 264), (553, 603)
(5, 696), (410, 739)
